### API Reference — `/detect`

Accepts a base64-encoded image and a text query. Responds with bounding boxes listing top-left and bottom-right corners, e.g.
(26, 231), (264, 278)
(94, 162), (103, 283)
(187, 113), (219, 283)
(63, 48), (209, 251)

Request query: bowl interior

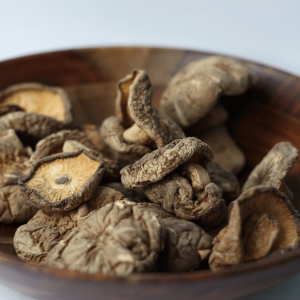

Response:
(1, 46), (300, 280)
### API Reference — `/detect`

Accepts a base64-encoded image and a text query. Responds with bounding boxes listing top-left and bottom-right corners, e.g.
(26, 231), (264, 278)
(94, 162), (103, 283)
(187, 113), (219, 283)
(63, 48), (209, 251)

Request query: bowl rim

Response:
(2, 45), (300, 283)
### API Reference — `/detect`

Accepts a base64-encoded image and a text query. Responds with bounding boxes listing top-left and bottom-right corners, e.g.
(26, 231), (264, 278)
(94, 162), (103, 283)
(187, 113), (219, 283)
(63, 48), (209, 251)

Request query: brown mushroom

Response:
(30, 129), (99, 164)
(0, 185), (37, 224)
(209, 185), (300, 270)
(19, 150), (105, 212)
(0, 83), (73, 140)
(0, 104), (24, 117)
(143, 164), (227, 227)
(160, 56), (256, 128)
(199, 125), (246, 174)
(116, 69), (185, 148)
(13, 186), (128, 264)
(121, 137), (214, 189)
(100, 115), (152, 162)
(62, 140), (120, 182)
(242, 142), (299, 198)
(206, 161), (240, 203)
(45, 200), (166, 276)
(136, 202), (213, 272)
(82, 124), (108, 153)
(0, 129), (27, 157)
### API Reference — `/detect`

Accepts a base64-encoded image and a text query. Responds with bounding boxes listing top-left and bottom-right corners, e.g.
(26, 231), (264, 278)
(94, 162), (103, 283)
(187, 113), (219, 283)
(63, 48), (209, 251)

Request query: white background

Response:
(0, 0), (300, 299)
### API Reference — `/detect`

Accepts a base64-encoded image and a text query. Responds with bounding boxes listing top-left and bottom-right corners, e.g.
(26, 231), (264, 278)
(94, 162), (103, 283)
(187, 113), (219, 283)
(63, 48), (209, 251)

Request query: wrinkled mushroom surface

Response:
(209, 186), (300, 270)
(206, 162), (240, 202)
(30, 130), (98, 164)
(20, 150), (105, 212)
(0, 83), (73, 140)
(13, 186), (127, 264)
(160, 56), (256, 128)
(0, 185), (37, 224)
(242, 142), (299, 194)
(45, 200), (165, 276)
(116, 70), (185, 148)
(121, 137), (214, 189)
(199, 125), (246, 174)
(0, 129), (27, 157)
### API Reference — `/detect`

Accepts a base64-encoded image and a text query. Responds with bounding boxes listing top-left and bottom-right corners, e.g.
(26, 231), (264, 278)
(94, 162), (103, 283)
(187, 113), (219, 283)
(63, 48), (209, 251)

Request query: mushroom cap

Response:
(19, 150), (105, 212)
(115, 70), (185, 148)
(0, 185), (37, 224)
(45, 200), (166, 276)
(199, 125), (246, 174)
(0, 129), (27, 157)
(13, 186), (128, 264)
(100, 115), (152, 162)
(0, 104), (24, 117)
(30, 129), (98, 164)
(242, 141), (299, 192)
(206, 161), (240, 202)
(159, 56), (256, 128)
(209, 185), (300, 270)
(0, 82), (72, 122)
(121, 137), (214, 189)
(82, 124), (108, 153)
(0, 83), (73, 140)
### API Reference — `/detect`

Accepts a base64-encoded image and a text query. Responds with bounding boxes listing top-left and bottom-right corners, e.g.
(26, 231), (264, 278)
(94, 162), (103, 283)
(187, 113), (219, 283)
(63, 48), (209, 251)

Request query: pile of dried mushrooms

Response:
(0, 56), (297, 277)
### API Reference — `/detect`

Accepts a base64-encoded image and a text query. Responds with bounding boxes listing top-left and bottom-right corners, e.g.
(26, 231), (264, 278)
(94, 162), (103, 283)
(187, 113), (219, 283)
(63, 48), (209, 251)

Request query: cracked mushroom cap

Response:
(136, 202), (213, 272)
(199, 125), (246, 174)
(206, 161), (240, 202)
(13, 186), (128, 264)
(121, 137), (214, 189)
(116, 69), (185, 148)
(209, 185), (300, 271)
(159, 56), (256, 128)
(0, 185), (37, 224)
(62, 140), (120, 182)
(242, 142), (299, 195)
(19, 150), (105, 212)
(30, 129), (98, 164)
(45, 200), (166, 276)
(0, 83), (73, 140)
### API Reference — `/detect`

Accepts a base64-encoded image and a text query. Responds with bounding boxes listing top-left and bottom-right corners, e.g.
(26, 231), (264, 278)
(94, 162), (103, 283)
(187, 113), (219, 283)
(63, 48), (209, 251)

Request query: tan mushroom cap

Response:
(20, 150), (105, 212)
(209, 185), (300, 270)
(121, 137), (214, 189)
(159, 56), (256, 128)
(30, 129), (98, 164)
(0, 185), (37, 224)
(13, 186), (128, 264)
(82, 124), (108, 154)
(45, 200), (166, 276)
(206, 161), (240, 202)
(242, 142), (299, 193)
(199, 125), (246, 174)
(116, 70), (185, 148)
(0, 83), (73, 140)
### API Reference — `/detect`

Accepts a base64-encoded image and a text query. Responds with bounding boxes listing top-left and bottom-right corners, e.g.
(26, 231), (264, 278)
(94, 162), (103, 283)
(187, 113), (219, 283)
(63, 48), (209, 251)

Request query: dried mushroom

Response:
(63, 140), (120, 182)
(100, 115), (152, 162)
(121, 137), (214, 189)
(0, 185), (37, 224)
(242, 142), (298, 197)
(0, 104), (24, 116)
(209, 186), (300, 270)
(0, 129), (27, 157)
(160, 56), (255, 128)
(19, 150), (105, 212)
(45, 200), (165, 276)
(30, 129), (98, 164)
(206, 162), (240, 202)
(137, 203), (213, 272)
(0, 83), (73, 140)
(13, 186), (127, 264)
(116, 70), (185, 148)
(143, 165), (226, 227)
(82, 124), (108, 154)
(199, 125), (246, 174)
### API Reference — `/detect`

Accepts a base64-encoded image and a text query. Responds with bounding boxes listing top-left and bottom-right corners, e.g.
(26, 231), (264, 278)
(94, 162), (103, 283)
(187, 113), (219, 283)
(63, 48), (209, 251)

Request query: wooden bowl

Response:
(0, 47), (300, 300)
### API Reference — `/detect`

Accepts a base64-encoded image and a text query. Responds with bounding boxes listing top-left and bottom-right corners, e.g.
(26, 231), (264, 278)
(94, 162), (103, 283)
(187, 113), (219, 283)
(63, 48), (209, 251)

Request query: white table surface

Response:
(0, 0), (300, 299)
